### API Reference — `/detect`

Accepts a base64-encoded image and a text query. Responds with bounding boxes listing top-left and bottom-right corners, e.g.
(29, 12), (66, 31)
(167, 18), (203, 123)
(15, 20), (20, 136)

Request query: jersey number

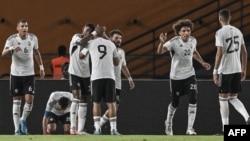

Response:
(98, 45), (107, 59)
(184, 49), (191, 56)
(226, 36), (239, 54)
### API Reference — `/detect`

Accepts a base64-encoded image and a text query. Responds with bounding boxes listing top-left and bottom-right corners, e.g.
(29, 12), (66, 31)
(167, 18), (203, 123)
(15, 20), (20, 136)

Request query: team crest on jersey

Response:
(24, 47), (29, 53)
(14, 89), (18, 93)
(180, 44), (183, 47)
(18, 42), (21, 45)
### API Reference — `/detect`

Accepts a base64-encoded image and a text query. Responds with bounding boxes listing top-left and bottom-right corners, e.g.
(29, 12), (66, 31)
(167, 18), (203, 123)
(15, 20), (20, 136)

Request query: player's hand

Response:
(129, 80), (135, 90)
(159, 32), (167, 43)
(40, 70), (45, 79)
(213, 74), (219, 85)
(202, 62), (211, 70)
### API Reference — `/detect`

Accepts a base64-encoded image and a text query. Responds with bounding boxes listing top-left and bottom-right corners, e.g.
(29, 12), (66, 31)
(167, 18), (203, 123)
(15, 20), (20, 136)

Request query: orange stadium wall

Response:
(0, 80), (249, 135)
(1, 0), (246, 78)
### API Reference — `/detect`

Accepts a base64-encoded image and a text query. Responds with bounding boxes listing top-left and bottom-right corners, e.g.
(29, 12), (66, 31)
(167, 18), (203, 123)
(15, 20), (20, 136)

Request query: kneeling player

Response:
(42, 91), (73, 134)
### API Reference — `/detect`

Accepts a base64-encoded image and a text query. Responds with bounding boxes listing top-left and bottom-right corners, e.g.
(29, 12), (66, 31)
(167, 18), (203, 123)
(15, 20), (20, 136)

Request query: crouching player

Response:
(42, 91), (73, 134)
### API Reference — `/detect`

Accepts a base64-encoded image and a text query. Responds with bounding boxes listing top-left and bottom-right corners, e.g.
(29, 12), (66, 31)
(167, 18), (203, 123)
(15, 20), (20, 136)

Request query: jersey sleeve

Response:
(163, 40), (174, 51)
(215, 31), (223, 47)
(45, 93), (56, 112)
(33, 35), (39, 49)
(121, 49), (126, 66)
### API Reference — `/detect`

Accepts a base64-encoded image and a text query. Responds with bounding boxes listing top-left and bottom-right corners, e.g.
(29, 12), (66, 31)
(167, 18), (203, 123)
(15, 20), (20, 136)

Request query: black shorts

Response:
(217, 73), (241, 93)
(91, 78), (116, 103)
(69, 74), (90, 95)
(10, 75), (35, 97)
(47, 112), (70, 125)
(170, 75), (198, 97)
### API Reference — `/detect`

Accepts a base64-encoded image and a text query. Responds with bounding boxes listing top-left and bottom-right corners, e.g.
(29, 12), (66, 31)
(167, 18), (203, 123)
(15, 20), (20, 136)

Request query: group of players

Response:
(1, 8), (250, 136)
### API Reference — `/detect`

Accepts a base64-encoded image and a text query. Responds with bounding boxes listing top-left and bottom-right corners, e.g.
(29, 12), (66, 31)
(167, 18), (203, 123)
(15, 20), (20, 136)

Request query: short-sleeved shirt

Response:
(68, 34), (91, 78)
(163, 36), (197, 80)
(114, 48), (126, 89)
(87, 37), (118, 81)
(4, 33), (38, 76)
(215, 25), (244, 74)
(45, 91), (73, 116)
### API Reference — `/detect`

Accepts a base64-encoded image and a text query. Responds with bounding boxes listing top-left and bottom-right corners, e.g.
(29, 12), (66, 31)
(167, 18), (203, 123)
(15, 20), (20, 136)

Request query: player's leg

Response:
(47, 113), (60, 134)
(218, 74), (230, 132)
(186, 76), (197, 135)
(228, 73), (250, 124)
(91, 79), (103, 135)
(69, 75), (80, 134)
(100, 89), (120, 127)
(20, 76), (35, 134)
(105, 79), (119, 135)
(77, 77), (90, 134)
(11, 75), (22, 135)
(61, 113), (70, 134)
(165, 79), (180, 135)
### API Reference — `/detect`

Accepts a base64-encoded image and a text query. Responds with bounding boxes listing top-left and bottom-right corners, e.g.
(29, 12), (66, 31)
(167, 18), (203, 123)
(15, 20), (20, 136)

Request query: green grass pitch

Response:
(0, 135), (223, 141)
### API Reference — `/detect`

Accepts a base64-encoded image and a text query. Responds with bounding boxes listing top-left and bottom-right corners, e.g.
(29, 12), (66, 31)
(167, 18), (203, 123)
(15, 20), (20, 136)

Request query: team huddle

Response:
(1, 8), (249, 136)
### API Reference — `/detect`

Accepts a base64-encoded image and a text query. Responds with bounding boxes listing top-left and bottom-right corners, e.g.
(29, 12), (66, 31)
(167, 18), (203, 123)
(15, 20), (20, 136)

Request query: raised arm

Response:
(157, 33), (168, 54)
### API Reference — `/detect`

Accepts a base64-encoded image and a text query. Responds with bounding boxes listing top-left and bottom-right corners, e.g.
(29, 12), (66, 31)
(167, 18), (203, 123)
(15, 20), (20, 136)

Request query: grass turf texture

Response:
(0, 135), (223, 141)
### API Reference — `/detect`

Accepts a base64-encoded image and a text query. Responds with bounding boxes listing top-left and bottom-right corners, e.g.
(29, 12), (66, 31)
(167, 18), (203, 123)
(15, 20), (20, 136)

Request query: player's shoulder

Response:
(7, 34), (18, 41)
(189, 36), (197, 42)
(27, 33), (38, 40)
(169, 36), (179, 43)
(74, 33), (83, 37)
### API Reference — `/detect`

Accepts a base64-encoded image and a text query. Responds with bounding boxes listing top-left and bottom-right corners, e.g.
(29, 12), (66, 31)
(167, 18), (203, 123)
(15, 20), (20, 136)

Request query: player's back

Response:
(216, 25), (243, 74)
(88, 37), (117, 81)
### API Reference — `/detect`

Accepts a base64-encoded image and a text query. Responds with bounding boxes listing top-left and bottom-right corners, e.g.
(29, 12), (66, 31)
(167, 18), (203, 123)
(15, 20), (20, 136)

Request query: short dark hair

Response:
(219, 9), (231, 22)
(173, 19), (194, 36)
(17, 19), (28, 25)
(85, 22), (95, 32)
(109, 29), (123, 37)
(58, 45), (67, 56)
(58, 97), (69, 109)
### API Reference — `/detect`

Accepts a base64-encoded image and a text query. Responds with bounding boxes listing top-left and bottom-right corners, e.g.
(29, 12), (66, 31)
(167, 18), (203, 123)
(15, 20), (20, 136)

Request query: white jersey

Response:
(87, 37), (118, 81)
(45, 91), (73, 116)
(215, 25), (244, 74)
(163, 36), (197, 80)
(114, 48), (126, 89)
(68, 34), (91, 78)
(4, 33), (38, 76)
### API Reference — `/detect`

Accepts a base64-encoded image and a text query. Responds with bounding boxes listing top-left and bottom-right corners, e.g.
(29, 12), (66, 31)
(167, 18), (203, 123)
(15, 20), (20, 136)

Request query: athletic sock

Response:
(77, 103), (87, 132)
(93, 116), (101, 131)
(165, 103), (176, 128)
(187, 103), (197, 130)
(229, 96), (250, 122)
(110, 117), (117, 131)
(70, 98), (79, 131)
(100, 114), (109, 127)
(219, 97), (229, 132)
(13, 100), (21, 132)
(21, 103), (33, 121)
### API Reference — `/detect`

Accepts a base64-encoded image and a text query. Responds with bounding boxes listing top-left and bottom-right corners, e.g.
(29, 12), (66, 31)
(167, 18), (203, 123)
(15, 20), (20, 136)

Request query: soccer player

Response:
(68, 23), (95, 135)
(157, 19), (211, 135)
(100, 29), (135, 130)
(213, 9), (250, 132)
(1, 19), (45, 135)
(85, 26), (120, 135)
(42, 91), (73, 134)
